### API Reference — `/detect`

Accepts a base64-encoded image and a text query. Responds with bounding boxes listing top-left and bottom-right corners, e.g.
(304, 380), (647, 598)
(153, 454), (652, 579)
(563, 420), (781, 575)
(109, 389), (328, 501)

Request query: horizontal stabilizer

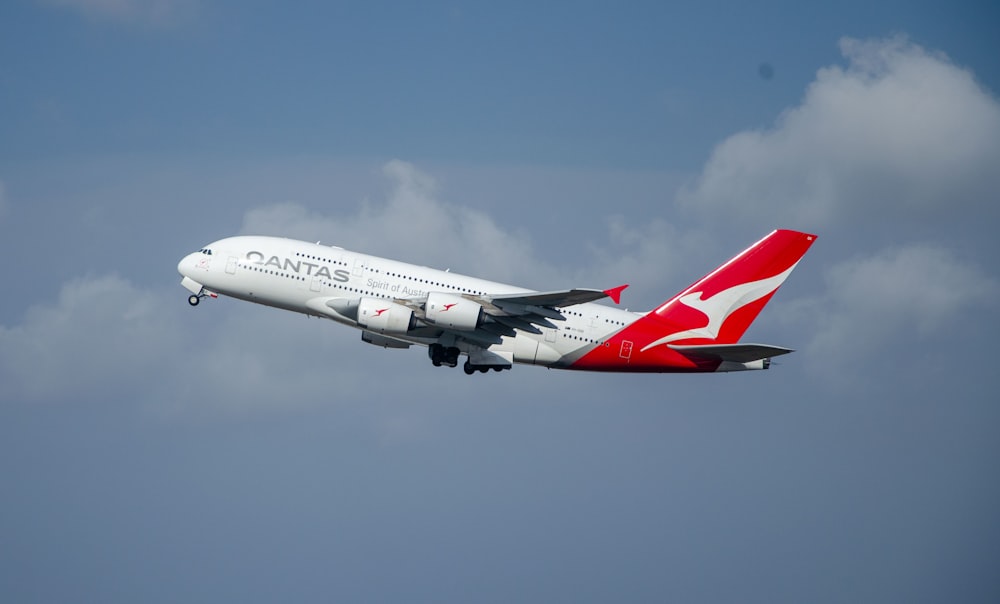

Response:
(668, 343), (794, 363)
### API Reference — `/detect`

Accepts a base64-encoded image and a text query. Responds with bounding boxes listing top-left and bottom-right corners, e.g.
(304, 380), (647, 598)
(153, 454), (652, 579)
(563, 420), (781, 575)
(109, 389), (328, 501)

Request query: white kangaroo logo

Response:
(640, 263), (798, 352)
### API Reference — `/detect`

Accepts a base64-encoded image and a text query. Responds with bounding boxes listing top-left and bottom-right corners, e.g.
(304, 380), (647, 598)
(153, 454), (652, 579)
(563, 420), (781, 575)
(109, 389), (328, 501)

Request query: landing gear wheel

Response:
(430, 344), (442, 366)
(445, 347), (460, 368)
(188, 295), (201, 306)
(430, 344), (465, 369)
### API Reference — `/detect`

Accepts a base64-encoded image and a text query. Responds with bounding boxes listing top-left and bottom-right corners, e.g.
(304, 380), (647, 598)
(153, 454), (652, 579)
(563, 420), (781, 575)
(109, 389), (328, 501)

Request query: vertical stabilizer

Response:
(643, 229), (816, 348)
(569, 229), (818, 372)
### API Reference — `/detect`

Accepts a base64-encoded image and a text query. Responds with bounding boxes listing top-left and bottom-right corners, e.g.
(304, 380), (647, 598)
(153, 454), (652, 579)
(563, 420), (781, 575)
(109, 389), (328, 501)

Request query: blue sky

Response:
(5, 1), (996, 166)
(1, 1), (999, 602)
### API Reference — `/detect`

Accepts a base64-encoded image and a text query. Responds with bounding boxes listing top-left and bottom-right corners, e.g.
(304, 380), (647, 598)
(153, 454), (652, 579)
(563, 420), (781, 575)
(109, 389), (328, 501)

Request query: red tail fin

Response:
(569, 229), (816, 372)
(644, 229), (816, 347)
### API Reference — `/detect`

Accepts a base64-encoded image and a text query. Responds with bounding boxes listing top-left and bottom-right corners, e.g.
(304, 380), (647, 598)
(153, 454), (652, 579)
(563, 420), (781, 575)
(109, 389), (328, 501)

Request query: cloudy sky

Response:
(2, 1), (999, 602)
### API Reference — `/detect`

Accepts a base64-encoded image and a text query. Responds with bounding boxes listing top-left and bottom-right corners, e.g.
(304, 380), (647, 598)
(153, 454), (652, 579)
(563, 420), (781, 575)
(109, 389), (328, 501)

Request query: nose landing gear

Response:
(186, 289), (216, 306)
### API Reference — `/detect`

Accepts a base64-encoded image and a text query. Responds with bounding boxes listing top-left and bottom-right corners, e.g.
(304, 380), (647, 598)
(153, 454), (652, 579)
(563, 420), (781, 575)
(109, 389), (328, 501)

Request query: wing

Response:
(308, 284), (629, 349)
(488, 285), (629, 308)
(399, 284), (629, 347)
(473, 285), (628, 339)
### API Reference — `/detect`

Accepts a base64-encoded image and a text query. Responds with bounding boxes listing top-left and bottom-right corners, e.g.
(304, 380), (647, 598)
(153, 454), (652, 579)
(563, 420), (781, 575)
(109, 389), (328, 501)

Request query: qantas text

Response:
(246, 251), (350, 282)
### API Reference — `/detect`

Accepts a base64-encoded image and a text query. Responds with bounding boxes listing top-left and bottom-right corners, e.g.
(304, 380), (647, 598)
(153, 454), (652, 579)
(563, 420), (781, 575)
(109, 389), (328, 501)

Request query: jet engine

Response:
(356, 298), (415, 334)
(425, 292), (484, 331)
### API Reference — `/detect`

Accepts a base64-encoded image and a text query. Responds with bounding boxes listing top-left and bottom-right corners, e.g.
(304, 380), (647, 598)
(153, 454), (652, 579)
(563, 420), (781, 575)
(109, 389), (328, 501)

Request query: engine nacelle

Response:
(356, 298), (415, 334)
(425, 292), (484, 331)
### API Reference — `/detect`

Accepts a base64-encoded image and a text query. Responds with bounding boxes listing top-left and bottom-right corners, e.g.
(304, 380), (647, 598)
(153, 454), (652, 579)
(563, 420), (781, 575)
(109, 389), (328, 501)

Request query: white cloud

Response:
(678, 36), (1000, 230)
(241, 160), (554, 287)
(39, 0), (196, 26)
(0, 275), (185, 402)
(0, 272), (344, 406)
(0, 270), (510, 413)
(787, 244), (1000, 379)
(577, 216), (719, 310)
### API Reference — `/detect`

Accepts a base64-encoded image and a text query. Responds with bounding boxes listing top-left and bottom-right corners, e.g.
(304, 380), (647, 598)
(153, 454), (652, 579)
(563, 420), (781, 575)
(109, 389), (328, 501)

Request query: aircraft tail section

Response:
(642, 229), (816, 349)
(568, 229), (816, 372)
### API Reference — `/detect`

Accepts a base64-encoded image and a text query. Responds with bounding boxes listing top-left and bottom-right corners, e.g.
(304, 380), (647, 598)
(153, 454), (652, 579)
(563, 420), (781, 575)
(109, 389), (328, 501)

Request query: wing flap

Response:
(480, 322), (518, 338)
(492, 315), (543, 335)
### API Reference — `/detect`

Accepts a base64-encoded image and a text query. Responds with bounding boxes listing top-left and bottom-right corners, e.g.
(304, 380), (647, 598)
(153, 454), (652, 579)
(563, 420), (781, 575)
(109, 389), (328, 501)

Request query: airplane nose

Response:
(177, 252), (197, 277)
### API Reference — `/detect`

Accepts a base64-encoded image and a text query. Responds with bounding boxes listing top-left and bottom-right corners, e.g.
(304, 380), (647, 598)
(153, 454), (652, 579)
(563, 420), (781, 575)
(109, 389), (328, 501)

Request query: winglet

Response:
(603, 284), (629, 305)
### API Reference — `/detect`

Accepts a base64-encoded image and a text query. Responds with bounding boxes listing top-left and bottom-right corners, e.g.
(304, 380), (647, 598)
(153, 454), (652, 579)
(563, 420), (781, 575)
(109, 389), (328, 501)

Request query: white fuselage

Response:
(177, 236), (638, 369)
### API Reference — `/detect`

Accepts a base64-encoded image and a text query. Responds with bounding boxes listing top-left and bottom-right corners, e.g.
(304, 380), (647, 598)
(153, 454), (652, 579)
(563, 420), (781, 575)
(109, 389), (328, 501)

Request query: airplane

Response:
(177, 229), (816, 374)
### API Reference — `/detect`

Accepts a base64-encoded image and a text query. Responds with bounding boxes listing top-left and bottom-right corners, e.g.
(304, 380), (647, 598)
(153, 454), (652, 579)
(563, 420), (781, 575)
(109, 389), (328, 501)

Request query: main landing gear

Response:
(429, 344), (510, 374)
(429, 343), (460, 368)
(462, 360), (507, 375)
